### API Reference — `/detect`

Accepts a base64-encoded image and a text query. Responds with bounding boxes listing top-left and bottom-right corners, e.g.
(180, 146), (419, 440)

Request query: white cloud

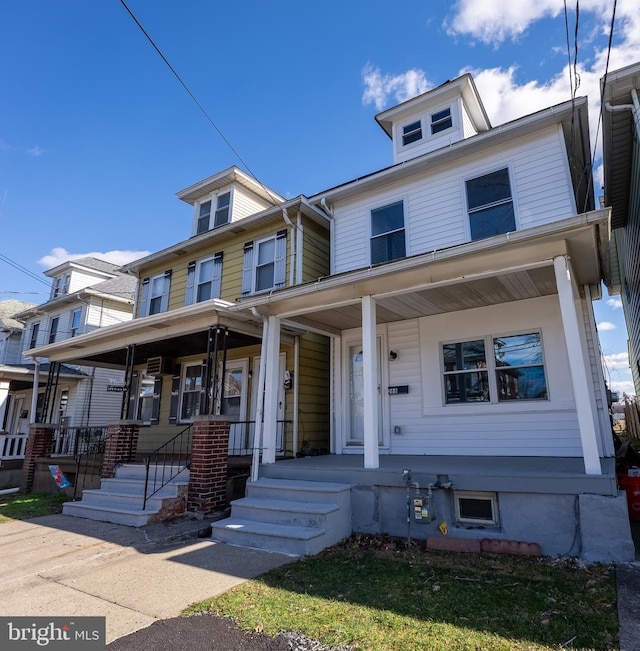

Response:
(607, 297), (623, 309)
(598, 321), (617, 331)
(604, 351), (630, 370)
(609, 379), (635, 396)
(38, 247), (150, 269)
(362, 64), (432, 111)
(26, 145), (45, 157)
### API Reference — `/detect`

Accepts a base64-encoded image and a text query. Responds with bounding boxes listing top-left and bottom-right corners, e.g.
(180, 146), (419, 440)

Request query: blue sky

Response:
(0, 0), (637, 396)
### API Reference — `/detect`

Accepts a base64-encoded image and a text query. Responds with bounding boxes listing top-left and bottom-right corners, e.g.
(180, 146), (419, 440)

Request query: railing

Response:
(143, 424), (192, 510)
(72, 427), (111, 500)
(53, 426), (108, 456)
(228, 420), (290, 457)
(0, 432), (28, 460)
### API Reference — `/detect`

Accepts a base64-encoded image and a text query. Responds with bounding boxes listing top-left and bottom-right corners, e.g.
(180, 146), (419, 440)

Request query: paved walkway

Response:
(0, 514), (293, 644)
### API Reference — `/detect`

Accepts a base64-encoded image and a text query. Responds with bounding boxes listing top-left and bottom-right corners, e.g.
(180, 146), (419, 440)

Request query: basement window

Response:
(454, 491), (499, 526)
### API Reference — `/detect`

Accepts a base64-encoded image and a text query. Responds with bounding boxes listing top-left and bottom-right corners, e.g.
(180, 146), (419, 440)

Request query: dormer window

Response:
(431, 107), (452, 134)
(402, 120), (422, 146)
(196, 191), (232, 234)
(51, 274), (70, 299)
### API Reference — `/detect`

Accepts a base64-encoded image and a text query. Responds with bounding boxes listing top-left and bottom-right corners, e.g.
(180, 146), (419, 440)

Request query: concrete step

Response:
(76, 488), (167, 511)
(246, 478), (352, 504)
(230, 497), (338, 528)
(210, 518), (327, 556)
(62, 500), (160, 527)
(113, 463), (189, 481)
(98, 477), (188, 497)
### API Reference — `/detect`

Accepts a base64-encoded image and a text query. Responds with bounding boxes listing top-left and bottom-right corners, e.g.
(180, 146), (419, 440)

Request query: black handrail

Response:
(72, 427), (111, 500)
(142, 424), (192, 510)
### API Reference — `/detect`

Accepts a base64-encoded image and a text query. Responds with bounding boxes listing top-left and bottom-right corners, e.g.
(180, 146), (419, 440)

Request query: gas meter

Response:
(413, 490), (435, 523)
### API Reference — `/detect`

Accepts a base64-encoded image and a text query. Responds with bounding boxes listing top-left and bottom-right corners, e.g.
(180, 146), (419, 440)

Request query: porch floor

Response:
(258, 454), (618, 496)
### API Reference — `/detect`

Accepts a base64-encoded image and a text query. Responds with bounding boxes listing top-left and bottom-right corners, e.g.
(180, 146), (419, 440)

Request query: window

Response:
(454, 491), (499, 525)
(196, 192), (232, 234)
(70, 309), (81, 337)
(402, 120), (422, 146)
(29, 323), (40, 350)
(185, 253), (223, 305)
(241, 230), (287, 295)
(442, 332), (547, 404)
(466, 168), (515, 241)
(180, 363), (203, 421)
(137, 375), (161, 425)
(48, 317), (59, 344)
(140, 270), (172, 316)
(51, 274), (70, 299)
(431, 107), (452, 134)
(370, 200), (406, 264)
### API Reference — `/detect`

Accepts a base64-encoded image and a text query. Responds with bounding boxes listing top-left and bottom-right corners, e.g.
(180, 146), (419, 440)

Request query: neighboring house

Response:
(34, 74), (633, 562)
(34, 167), (332, 460)
(0, 258), (135, 441)
(601, 62), (640, 399)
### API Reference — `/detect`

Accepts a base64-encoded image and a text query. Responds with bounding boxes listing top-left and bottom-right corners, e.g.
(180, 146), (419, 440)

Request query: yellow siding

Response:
(301, 217), (331, 282)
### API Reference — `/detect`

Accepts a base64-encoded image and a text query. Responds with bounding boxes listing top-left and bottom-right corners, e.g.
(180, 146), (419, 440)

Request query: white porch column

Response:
(362, 295), (379, 469)
(29, 359), (40, 424)
(553, 256), (602, 475)
(250, 317), (270, 481)
(262, 315), (281, 464)
(0, 380), (10, 429)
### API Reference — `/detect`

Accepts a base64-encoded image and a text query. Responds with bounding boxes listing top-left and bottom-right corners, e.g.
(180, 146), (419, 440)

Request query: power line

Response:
(0, 252), (50, 287)
(118, 0), (281, 205)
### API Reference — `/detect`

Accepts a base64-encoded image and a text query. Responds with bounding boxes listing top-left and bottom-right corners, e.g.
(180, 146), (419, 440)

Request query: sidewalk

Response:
(0, 514), (293, 644)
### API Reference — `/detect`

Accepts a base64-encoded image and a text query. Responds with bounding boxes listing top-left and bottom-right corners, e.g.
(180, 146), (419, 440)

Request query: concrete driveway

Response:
(0, 514), (293, 644)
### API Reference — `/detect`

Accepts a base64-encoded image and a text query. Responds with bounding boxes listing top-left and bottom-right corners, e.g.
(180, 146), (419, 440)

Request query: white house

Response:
(218, 74), (634, 561)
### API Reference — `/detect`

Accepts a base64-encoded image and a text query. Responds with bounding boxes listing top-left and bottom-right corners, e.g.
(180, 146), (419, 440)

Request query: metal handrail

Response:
(142, 424), (192, 510)
(72, 427), (111, 500)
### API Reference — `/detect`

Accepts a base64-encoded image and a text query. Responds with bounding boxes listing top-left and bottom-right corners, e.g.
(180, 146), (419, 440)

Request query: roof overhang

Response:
(233, 209), (610, 335)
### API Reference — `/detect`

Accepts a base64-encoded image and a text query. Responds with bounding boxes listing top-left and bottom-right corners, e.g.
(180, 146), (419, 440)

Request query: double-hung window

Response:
(370, 200), (406, 264)
(140, 270), (172, 316)
(70, 309), (81, 337)
(180, 363), (203, 421)
(466, 168), (515, 241)
(241, 230), (287, 295)
(196, 192), (232, 234)
(29, 323), (40, 350)
(431, 107), (452, 134)
(48, 317), (59, 344)
(185, 253), (223, 305)
(442, 332), (547, 404)
(402, 120), (422, 146)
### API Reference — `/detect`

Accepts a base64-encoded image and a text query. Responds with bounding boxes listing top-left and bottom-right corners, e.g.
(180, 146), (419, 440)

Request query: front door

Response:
(221, 360), (249, 453)
(344, 337), (384, 448)
(6, 395), (24, 435)
(251, 353), (286, 452)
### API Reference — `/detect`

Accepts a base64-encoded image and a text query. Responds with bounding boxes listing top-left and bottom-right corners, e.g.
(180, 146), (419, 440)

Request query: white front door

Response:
(344, 337), (384, 448)
(251, 353), (286, 452)
(7, 396), (24, 435)
(221, 359), (250, 453)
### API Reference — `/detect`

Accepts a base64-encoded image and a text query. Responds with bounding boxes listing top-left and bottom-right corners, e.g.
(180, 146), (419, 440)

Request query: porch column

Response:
(553, 256), (602, 475)
(188, 415), (230, 516)
(20, 423), (56, 493)
(0, 380), (10, 429)
(362, 295), (379, 469)
(100, 421), (140, 479)
(262, 315), (281, 464)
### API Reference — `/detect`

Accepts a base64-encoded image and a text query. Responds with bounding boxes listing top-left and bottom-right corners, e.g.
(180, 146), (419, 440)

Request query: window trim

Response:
(401, 119), (423, 146)
(441, 330), (548, 406)
(179, 361), (205, 423)
(70, 308), (81, 337)
(430, 106), (453, 135)
(454, 491), (499, 526)
(29, 323), (40, 350)
(369, 198), (407, 265)
(194, 190), (233, 235)
(185, 253), (223, 305)
(140, 270), (172, 317)
(464, 165), (517, 242)
(241, 230), (287, 296)
(48, 316), (59, 344)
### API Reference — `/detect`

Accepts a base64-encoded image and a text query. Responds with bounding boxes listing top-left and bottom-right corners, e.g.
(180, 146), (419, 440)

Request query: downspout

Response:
(250, 307), (269, 482)
(604, 96), (640, 138)
(29, 358), (40, 424)
(282, 208), (297, 287)
(296, 210), (303, 284)
(293, 335), (300, 456)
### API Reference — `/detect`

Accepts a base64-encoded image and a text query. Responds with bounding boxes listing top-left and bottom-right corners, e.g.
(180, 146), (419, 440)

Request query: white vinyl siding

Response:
(333, 126), (575, 274)
(85, 301), (132, 330)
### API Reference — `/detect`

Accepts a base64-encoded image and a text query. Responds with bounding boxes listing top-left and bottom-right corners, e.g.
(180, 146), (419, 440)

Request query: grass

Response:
(185, 535), (619, 651)
(0, 491), (69, 522)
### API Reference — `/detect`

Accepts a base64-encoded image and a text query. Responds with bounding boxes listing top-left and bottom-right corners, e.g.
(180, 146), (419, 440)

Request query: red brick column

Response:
(187, 416), (230, 517)
(20, 424), (56, 493)
(100, 421), (140, 479)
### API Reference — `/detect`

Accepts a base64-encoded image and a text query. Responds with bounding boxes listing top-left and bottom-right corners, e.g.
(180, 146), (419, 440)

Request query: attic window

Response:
(197, 201), (212, 234)
(431, 107), (452, 134)
(402, 120), (422, 146)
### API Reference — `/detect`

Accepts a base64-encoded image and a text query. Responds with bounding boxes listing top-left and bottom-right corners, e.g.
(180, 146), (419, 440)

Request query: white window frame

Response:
(140, 271), (172, 317)
(454, 491), (499, 526)
(430, 106), (453, 135)
(369, 198), (407, 265)
(241, 230), (287, 296)
(464, 165), (517, 242)
(193, 190), (233, 235)
(48, 316), (59, 344)
(401, 119), (423, 147)
(441, 330), (548, 406)
(70, 308), (82, 337)
(179, 361), (205, 423)
(28, 323), (40, 350)
(185, 253), (223, 305)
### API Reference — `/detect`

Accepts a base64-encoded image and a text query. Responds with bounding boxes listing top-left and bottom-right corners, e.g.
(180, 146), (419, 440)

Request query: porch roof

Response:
(235, 210), (611, 335)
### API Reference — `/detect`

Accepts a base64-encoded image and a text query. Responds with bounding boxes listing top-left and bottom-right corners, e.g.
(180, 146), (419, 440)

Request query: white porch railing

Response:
(0, 433), (28, 461)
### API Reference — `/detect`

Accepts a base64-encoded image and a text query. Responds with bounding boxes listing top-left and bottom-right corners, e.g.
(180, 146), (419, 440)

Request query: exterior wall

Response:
(230, 186), (273, 222)
(85, 300), (132, 330)
(66, 269), (111, 294)
(300, 218), (330, 283)
(71, 367), (126, 426)
(335, 294), (609, 458)
(333, 126), (575, 274)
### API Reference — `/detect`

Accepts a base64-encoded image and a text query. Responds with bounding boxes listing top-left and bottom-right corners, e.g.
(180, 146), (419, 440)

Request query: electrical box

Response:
(413, 491), (435, 523)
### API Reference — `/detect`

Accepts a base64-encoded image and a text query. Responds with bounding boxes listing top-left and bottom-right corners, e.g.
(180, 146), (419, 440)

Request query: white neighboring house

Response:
(0, 258), (135, 446)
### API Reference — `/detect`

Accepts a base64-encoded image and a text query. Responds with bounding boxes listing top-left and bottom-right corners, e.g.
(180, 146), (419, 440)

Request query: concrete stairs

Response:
(62, 463), (189, 527)
(210, 478), (353, 556)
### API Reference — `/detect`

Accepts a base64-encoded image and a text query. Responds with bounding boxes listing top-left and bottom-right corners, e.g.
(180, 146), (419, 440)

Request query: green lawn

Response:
(185, 536), (618, 651)
(0, 491), (69, 522)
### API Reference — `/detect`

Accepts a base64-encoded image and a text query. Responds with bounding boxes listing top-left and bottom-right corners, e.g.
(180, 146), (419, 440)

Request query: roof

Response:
(0, 300), (37, 329)
(86, 274), (137, 302)
(44, 256), (121, 278)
